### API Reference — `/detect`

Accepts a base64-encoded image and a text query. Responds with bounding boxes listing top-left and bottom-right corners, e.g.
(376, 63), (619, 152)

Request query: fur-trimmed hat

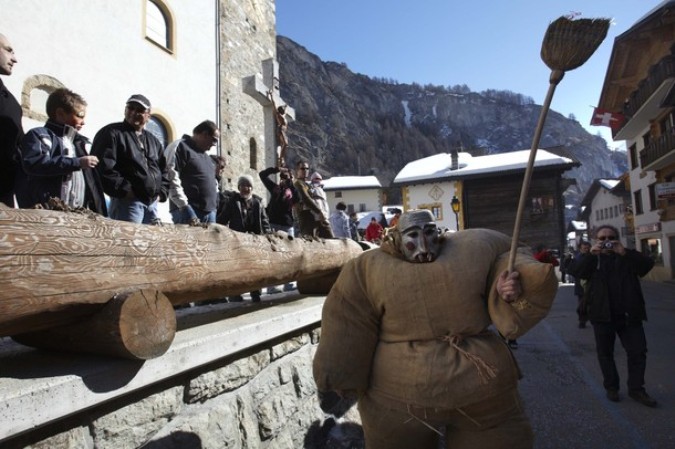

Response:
(237, 175), (254, 187)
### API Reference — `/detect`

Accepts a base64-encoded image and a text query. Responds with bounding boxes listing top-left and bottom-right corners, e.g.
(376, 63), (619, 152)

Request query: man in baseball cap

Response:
(91, 93), (169, 224)
(126, 94), (151, 110)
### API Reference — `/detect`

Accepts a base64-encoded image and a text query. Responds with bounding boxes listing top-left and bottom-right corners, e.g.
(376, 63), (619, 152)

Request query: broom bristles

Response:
(541, 16), (610, 72)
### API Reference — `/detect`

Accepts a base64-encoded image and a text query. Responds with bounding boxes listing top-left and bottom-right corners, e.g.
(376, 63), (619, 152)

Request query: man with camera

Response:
(568, 225), (656, 407)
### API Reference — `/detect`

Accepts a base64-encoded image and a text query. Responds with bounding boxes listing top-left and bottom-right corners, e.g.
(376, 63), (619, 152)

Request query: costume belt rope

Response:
(439, 332), (498, 384)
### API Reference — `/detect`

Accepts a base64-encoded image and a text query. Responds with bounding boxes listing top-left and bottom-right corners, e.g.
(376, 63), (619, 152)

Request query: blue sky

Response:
(276, 0), (663, 151)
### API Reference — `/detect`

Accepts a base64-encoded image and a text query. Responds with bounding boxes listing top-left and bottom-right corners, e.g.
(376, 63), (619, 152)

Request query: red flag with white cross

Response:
(590, 107), (625, 130)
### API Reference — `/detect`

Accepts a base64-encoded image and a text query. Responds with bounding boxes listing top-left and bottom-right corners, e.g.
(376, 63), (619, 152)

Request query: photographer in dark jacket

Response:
(568, 225), (656, 407)
(91, 94), (169, 224)
(259, 166), (299, 236)
(259, 166), (299, 293)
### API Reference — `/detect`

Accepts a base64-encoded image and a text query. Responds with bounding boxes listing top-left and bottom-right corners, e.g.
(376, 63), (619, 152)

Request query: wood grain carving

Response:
(0, 205), (363, 337)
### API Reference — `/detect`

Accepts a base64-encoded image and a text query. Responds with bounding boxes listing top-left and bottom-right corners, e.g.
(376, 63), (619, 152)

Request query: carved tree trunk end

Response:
(12, 290), (176, 360)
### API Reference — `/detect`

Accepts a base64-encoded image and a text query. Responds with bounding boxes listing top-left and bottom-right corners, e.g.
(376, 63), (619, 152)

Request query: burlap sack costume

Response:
(313, 228), (557, 414)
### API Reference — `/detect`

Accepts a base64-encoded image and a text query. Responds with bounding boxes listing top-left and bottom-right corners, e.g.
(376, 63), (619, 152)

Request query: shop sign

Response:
(635, 222), (661, 234)
(655, 182), (675, 200)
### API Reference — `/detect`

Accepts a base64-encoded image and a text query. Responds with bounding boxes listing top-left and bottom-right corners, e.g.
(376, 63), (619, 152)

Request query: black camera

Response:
(602, 241), (614, 250)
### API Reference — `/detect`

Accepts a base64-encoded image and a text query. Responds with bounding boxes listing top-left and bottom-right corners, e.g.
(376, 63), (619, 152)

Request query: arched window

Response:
(146, 116), (170, 148)
(249, 138), (258, 169)
(21, 74), (65, 122)
(145, 0), (175, 53)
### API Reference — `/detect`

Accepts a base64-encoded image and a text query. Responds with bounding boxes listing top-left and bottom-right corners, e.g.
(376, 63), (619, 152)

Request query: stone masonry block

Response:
(24, 426), (92, 449)
(91, 386), (183, 449)
(146, 396), (243, 449)
(187, 350), (271, 403)
(271, 333), (309, 361)
(255, 383), (299, 440)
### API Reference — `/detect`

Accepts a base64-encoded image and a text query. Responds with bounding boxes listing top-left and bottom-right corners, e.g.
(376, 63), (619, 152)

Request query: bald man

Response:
(0, 33), (23, 207)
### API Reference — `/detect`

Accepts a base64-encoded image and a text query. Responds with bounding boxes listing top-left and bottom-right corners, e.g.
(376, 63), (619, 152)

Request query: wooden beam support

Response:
(12, 290), (176, 360)
(0, 206), (364, 337)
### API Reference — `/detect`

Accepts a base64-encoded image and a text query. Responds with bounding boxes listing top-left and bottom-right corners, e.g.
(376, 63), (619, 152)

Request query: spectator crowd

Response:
(0, 32), (402, 273)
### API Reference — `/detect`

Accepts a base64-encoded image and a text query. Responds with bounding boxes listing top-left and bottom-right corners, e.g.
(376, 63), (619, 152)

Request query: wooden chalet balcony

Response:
(640, 130), (675, 170)
(623, 54), (675, 119)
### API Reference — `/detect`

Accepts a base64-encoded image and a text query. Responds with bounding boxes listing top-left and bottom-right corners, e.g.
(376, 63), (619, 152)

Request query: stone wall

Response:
(219, 0), (278, 190)
(0, 297), (365, 449)
(4, 328), (324, 449)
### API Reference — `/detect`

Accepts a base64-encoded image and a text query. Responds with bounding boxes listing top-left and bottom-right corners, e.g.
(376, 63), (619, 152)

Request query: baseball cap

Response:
(126, 94), (151, 110)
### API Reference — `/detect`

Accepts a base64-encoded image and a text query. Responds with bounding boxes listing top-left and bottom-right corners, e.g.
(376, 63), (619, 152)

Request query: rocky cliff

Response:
(277, 35), (627, 211)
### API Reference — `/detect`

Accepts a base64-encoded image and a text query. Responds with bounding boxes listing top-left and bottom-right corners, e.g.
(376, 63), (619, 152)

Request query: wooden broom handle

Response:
(508, 71), (563, 272)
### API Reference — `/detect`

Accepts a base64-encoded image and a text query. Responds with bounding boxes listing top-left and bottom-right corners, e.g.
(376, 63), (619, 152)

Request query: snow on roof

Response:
(322, 175), (382, 190)
(570, 220), (587, 231)
(393, 149), (574, 184)
(598, 179), (620, 190)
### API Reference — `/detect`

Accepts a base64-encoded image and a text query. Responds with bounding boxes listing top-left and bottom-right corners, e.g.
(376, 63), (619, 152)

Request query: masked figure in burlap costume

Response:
(313, 210), (558, 449)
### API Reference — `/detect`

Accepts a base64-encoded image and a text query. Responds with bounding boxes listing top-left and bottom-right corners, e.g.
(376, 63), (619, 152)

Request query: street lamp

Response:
(451, 195), (460, 230)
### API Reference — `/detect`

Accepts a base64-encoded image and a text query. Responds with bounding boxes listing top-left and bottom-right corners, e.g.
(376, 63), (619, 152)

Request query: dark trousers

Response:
(576, 295), (588, 324)
(0, 192), (14, 207)
(592, 317), (647, 392)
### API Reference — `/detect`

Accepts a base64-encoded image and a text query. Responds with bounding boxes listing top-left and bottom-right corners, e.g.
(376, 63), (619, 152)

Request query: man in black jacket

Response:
(568, 225), (656, 407)
(259, 166), (299, 293)
(91, 94), (169, 224)
(259, 166), (299, 235)
(0, 33), (22, 207)
(217, 175), (271, 302)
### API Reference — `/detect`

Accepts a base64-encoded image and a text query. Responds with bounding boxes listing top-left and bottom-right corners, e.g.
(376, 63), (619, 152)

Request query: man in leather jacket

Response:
(92, 94), (169, 224)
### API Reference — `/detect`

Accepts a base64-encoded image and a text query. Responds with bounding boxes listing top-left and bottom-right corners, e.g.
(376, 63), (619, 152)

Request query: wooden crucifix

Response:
(243, 58), (295, 168)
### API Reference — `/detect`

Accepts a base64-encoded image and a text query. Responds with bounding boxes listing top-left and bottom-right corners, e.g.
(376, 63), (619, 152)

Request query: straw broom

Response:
(507, 16), (610, 277)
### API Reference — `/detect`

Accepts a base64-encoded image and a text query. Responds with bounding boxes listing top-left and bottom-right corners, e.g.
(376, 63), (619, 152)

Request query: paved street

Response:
(517, 280), (675, 449)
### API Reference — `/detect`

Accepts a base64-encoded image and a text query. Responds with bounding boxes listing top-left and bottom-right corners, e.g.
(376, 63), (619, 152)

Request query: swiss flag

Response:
(590, 107), (625, 130)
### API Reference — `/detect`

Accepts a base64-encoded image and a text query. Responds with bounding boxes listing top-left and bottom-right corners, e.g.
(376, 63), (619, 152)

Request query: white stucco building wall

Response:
(586, 180), (630, 247)
(625, 126), (673, 279)
(322, 176), (382, 214)
(2, 0), (218, 221)
(1, 0), (282, 224)
(2, 0), (217, 137)
(403, 181), (460, 231)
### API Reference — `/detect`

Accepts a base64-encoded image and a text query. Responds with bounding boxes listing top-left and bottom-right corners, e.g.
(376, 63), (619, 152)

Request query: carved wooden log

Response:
(0, 205), (363, 337)
(12, 290), (176, 359)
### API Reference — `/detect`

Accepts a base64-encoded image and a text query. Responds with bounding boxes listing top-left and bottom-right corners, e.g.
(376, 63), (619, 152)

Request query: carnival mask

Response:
(397, 210), (441, 263)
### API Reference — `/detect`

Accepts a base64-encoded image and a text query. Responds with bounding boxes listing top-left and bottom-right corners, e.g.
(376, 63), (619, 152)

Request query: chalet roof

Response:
(578, 178), (624, 211)
(597, 1), (675, 112)
(569, 220), (588, 231)
(322, 175), (382, 190)
(599, 179), (620, 190)
(392, 149), (578, 185)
